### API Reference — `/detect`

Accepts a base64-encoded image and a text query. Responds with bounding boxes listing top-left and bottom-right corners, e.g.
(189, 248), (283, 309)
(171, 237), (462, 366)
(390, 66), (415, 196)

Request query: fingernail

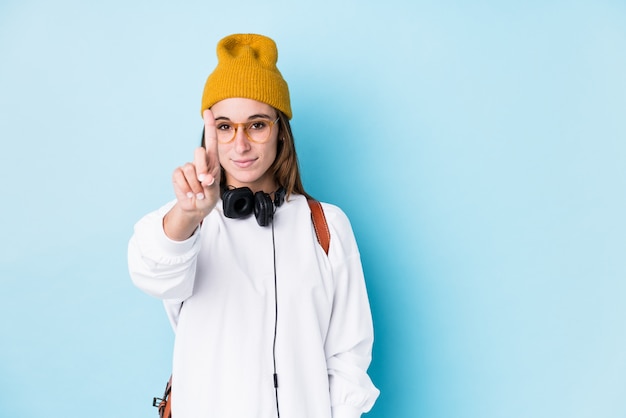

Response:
(205, 177), (215, 186)
(186, 192), (194, 199)
(198, 174), (206, 182)
(196, 193), (205, 200)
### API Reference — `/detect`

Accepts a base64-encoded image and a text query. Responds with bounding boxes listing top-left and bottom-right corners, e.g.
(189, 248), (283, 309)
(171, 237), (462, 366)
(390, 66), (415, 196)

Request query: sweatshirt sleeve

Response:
(127, 201), (201, 303)
(322, 204), (380, 417)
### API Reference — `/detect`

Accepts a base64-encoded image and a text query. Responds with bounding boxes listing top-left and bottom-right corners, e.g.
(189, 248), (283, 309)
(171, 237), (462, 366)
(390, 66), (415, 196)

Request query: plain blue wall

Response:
(1, 1), (625, 417)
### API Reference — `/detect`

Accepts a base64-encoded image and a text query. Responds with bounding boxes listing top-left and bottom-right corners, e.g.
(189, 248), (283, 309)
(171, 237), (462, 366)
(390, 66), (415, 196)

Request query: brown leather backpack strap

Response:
(154, 375), (172, 418)
(162, 375), (172, 418)
(307, 199), (330, 255)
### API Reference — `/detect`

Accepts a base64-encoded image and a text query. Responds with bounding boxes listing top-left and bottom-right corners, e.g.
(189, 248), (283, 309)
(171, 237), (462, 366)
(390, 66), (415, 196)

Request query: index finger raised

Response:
(202, 109), (220, 179)
(203, 109), (218, 151)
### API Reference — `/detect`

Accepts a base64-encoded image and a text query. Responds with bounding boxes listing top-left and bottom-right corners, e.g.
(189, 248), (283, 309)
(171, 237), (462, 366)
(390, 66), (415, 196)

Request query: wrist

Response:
(163, 204), (206, 241)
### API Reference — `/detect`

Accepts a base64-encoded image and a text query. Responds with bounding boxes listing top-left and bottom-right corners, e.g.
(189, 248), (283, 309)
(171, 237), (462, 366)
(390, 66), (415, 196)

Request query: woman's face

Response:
(211, 98), (279, 193)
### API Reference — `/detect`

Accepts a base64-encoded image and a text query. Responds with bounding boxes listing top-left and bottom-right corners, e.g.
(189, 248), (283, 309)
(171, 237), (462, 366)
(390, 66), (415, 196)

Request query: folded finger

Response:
(180, 162), (205, 199)
(194, 147), (209, 177)
(172, 167), (194, 199)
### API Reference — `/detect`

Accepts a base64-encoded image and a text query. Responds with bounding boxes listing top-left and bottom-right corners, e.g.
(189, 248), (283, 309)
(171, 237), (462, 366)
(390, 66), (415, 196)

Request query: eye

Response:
(217, 122), (233, 131)
(248, 120), (269, 130)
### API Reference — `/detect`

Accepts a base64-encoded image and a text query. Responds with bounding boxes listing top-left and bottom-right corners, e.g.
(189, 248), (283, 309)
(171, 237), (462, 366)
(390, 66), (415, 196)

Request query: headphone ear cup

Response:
(223, 187), (254, 219)
(274, 187), (286, 208)
(254, 191), (274, 226)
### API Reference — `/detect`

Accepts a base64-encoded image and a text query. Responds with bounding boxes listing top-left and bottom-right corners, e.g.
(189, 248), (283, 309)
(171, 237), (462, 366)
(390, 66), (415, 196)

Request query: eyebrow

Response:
(214, 113), (276, 121)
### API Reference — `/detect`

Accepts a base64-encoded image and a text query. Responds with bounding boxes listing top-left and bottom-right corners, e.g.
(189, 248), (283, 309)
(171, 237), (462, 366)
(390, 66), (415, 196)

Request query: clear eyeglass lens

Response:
(246, 120), (271, 142)
(216, 120), (272, 143)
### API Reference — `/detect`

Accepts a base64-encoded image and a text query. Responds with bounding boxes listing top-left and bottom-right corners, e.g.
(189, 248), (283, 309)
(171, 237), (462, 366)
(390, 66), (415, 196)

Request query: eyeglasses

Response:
(215, 117), (280, 144)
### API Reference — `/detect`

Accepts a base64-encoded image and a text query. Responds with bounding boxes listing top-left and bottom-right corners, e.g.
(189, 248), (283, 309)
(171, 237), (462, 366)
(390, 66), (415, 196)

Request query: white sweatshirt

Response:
(128, 194), (379, 418)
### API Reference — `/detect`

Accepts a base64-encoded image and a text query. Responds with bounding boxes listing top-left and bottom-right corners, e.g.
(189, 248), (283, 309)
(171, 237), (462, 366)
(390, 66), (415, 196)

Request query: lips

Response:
(231, 158), (257, 168)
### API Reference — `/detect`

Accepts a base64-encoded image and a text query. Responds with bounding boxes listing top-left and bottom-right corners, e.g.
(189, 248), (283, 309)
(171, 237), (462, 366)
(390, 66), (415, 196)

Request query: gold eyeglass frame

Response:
(216, 117), (280, 144)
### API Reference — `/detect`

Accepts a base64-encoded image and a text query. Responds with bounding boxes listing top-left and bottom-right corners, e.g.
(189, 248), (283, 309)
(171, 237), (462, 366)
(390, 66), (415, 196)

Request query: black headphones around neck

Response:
(222, 187), (286, 227)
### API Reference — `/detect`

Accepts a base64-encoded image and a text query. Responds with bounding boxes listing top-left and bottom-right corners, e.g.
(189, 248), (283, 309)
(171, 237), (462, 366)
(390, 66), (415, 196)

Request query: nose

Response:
(233, 124), (251, 152)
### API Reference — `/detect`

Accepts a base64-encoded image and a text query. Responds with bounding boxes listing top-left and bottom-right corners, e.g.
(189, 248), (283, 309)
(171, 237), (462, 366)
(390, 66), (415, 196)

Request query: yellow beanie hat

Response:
(201, 34), (292, 119)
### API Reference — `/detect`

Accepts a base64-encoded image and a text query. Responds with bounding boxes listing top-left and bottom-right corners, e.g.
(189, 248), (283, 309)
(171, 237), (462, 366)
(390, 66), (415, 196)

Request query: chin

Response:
(228, 172), (269, 188)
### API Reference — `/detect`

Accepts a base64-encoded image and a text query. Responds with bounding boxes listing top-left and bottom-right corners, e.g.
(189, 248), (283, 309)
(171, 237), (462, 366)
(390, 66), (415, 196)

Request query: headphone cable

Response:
(271, 221), (280, 417)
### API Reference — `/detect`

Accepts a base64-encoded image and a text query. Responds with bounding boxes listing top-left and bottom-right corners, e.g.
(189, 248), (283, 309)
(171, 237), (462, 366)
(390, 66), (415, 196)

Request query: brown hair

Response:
(267, 110), (312, 200)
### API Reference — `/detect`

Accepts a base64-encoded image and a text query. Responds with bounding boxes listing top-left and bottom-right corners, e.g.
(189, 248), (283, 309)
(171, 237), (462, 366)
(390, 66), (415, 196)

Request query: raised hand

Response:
(163, 109), (221, 241)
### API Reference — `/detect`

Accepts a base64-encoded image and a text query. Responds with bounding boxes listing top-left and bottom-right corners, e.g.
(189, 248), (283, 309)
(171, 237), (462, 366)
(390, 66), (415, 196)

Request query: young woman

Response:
(128, 33), (379, 418)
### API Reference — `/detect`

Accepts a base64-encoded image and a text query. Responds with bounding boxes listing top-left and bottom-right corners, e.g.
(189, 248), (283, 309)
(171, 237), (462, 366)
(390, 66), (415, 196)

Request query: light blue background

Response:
(1, 1), (625, 417)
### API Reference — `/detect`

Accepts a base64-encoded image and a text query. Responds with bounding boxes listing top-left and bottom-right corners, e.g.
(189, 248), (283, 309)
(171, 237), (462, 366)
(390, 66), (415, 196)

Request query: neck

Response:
(224, 176), (278, 196)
